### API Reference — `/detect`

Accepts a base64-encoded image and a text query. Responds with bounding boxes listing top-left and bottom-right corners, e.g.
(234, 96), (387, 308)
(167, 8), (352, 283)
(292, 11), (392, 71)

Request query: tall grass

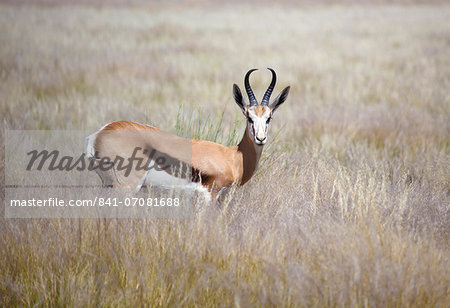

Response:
(1, 1), (449, 307)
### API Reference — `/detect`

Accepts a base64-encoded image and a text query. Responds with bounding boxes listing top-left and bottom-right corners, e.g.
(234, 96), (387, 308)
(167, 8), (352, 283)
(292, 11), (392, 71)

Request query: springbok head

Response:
(233, 68), (290, 145)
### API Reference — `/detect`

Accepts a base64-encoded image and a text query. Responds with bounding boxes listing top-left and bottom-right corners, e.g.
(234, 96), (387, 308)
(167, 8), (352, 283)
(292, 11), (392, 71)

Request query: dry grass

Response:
(0, 1), (449, 307)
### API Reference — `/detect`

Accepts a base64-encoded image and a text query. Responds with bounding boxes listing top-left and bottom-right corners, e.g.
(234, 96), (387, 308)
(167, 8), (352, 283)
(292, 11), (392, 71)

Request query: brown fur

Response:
(90, 121), (262, 196)
(252, 105), (269, 116)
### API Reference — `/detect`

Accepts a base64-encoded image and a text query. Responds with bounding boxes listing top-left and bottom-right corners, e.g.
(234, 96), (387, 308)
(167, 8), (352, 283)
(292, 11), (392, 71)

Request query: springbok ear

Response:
(270, 86), (290, 113)
(233, 84), (247, 115)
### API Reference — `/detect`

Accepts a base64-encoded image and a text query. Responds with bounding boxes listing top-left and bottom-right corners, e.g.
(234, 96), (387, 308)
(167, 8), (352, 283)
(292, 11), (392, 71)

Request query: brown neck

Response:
(237, 124), (264, 185)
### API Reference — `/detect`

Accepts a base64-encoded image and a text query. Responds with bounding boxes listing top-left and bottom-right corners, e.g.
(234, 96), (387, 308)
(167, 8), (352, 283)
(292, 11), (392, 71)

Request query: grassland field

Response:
(0, 1), (449, 307)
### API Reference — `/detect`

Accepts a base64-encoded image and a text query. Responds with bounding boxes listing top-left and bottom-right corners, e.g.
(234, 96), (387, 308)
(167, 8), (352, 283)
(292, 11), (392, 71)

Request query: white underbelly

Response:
(138, 168), (211, 202)
(142, 167), (191, 188)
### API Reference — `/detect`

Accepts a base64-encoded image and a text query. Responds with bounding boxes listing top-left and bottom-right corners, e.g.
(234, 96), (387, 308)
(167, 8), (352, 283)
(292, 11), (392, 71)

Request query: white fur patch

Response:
(248, 107), (271, 145)
(141, 168), (211, 202)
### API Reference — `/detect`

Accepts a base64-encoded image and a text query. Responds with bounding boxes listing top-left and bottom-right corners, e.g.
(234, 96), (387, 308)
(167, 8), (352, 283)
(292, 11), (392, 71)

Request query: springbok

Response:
(86, 68), (290, 200)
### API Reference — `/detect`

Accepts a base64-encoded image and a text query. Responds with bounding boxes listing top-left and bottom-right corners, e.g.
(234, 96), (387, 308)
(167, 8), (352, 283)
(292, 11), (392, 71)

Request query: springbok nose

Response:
(256, 136), (266, 142)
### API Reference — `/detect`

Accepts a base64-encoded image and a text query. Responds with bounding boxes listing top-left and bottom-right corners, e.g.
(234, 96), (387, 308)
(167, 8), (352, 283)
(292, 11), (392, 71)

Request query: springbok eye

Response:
(248, 117), (254, 124)
(266, 117), (272, 124)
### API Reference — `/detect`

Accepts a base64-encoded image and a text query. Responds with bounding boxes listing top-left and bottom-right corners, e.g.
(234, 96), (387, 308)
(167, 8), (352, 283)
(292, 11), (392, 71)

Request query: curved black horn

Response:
(261, 68), (277, 106)
(244, 68), (258, 106)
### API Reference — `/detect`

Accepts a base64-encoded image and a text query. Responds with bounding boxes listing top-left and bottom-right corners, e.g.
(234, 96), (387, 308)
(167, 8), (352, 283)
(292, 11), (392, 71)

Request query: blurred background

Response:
(0, 1), (449, 307)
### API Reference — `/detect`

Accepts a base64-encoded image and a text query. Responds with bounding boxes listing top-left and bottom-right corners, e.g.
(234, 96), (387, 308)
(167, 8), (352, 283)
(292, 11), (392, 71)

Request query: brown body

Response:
(88, 120), (262, 197)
